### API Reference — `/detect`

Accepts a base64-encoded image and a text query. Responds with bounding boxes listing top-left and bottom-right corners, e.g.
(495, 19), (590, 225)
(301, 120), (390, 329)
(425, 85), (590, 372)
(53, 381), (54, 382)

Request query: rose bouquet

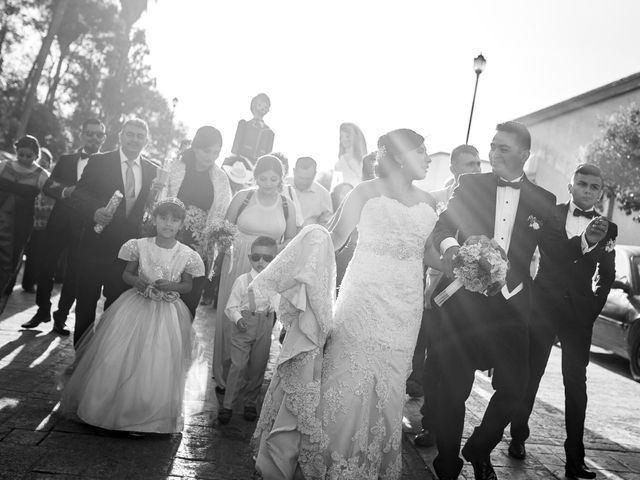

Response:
(433, 235), (509, 306)
(202, 218), (239, 279)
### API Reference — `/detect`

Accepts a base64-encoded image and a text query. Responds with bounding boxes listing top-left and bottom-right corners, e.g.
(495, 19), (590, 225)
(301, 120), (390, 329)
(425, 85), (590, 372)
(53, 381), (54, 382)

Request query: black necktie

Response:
(573, 208), (596, 219)
(497, 179), (521, 189)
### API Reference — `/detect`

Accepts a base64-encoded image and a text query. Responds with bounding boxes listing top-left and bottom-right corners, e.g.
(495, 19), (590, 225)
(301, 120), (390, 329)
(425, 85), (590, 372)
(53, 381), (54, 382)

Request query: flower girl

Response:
(60, 198), (204, 434)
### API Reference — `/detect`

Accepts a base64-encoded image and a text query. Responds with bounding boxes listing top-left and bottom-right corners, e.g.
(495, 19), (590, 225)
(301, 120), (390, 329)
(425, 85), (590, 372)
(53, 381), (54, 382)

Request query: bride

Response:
(254, 128), (441, 479)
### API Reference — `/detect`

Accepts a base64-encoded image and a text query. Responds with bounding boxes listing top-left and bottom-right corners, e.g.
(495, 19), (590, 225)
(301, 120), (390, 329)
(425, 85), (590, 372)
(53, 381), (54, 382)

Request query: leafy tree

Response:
(1, 0), (185, 163)
(584, 103), (640, 222)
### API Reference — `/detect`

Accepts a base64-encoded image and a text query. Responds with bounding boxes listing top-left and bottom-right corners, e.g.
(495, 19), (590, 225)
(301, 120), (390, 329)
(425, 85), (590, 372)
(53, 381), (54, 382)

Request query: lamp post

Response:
(465, 53), (486, 144)
(164, 96), (179, 166)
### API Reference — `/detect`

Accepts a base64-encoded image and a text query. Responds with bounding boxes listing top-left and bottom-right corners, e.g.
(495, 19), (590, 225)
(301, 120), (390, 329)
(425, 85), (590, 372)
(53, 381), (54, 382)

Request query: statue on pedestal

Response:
(231, 93), (274, 165)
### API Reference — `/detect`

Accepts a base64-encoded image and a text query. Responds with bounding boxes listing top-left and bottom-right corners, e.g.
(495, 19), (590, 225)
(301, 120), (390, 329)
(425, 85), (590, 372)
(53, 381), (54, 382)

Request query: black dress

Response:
(0, 162), (44, 296)
(176, 156), (216, 316)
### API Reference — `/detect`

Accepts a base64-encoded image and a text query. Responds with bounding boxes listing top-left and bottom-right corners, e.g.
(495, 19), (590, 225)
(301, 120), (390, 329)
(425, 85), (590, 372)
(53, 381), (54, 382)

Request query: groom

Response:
(431, 121), (610, 480)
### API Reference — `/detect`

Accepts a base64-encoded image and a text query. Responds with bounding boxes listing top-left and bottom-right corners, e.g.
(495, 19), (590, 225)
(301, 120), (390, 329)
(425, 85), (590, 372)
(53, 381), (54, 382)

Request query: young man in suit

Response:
(69, 117), (157, 345)
(22, 118), (106, 334)
(509, 164), (616, 479)
(431, 122), (610, 480)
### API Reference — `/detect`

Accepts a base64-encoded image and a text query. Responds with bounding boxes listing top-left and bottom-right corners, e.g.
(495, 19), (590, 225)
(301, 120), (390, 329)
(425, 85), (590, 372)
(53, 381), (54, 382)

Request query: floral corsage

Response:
(528, 215), (543, 230)
(604, 238), (616, 253)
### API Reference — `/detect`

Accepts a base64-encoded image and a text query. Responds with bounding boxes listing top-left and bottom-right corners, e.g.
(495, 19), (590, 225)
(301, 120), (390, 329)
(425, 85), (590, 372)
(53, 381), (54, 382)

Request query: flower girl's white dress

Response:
(61, 237), (204, 433)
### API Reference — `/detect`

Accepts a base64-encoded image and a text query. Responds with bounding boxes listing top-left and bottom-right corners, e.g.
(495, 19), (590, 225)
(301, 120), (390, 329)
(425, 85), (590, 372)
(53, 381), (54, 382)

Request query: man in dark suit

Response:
(431, 122), (610, 480)
(509, 164), (616, 479)
(22, 118), (106, 334)
(69, 117), (157, 345)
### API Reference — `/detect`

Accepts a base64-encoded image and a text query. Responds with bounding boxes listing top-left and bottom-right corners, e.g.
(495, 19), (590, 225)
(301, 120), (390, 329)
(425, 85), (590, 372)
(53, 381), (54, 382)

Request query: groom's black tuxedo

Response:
(69, 149), (156, 345)
(430, 173), (584, 479)
(511, 202), (616, 471)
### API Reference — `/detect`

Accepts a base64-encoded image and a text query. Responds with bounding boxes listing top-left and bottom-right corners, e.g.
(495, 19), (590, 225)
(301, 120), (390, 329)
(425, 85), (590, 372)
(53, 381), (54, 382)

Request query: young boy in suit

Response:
(218, 235), (279, 424)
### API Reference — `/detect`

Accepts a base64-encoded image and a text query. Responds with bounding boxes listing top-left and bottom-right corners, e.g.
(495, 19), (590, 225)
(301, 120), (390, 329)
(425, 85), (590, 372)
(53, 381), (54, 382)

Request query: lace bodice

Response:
(356, 196), (437, 262)
(118, 237), (205, 283)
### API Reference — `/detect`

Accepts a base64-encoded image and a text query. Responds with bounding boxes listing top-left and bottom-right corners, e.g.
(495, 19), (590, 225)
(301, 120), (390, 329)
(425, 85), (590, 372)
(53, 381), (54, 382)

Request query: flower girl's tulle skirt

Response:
(60, 289), (194, 433)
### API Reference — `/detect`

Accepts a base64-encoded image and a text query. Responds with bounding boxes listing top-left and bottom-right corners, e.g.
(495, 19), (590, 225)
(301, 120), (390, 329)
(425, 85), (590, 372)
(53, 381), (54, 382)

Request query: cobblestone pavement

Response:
(1, 286), (639, 479)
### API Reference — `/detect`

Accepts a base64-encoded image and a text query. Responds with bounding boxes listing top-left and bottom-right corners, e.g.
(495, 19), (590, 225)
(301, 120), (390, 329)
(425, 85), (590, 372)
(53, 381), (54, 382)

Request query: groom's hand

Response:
(442, 246), (460, 279)
(585, 216), (609, 246)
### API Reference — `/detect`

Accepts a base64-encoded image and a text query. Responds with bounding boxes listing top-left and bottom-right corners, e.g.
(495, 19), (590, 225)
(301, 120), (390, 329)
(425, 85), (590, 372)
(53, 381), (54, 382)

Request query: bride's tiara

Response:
(154, 197), (186, 211)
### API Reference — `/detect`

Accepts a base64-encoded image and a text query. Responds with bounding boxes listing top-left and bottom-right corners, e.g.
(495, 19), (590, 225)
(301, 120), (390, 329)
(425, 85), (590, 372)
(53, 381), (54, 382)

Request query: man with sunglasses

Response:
(22, 118), (106, 334)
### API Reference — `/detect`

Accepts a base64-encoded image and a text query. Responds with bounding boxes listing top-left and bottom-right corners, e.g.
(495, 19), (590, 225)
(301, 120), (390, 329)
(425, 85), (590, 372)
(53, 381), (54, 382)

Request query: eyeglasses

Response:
(249, 253), (274, 262)
(84, 131), (105, 139)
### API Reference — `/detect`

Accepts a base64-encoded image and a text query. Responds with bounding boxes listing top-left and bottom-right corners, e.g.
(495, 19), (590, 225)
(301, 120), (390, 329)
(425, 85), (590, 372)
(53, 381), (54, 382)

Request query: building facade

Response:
(515, 72), (640, 245)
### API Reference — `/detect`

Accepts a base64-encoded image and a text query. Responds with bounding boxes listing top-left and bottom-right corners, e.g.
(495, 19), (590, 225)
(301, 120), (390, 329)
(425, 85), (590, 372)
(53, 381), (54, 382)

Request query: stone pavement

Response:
(1, 285), (639, 479)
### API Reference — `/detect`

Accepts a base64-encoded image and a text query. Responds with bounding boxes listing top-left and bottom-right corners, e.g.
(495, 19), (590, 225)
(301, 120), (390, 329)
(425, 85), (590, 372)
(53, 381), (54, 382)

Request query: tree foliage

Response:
(0, 0), (185, 162)
(583, 103), (640, 221)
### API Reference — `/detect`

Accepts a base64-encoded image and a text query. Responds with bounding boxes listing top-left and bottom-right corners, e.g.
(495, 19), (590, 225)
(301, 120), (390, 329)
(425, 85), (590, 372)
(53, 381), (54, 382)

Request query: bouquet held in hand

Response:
(203, 218), (239, 279)
(434, 235), (509, 306)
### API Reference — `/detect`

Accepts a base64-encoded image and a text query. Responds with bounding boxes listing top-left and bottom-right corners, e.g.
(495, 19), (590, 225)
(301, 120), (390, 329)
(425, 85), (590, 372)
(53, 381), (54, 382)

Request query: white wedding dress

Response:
(253, 196), (437, 480)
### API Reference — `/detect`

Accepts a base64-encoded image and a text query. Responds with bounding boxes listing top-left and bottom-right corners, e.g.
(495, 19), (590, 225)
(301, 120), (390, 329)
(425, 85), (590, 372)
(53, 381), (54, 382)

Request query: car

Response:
(591, 244), (640, 381)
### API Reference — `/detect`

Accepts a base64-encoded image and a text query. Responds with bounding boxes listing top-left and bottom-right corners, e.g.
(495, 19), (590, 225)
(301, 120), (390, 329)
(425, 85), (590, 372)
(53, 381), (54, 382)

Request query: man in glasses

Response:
(23, 118), (106, 334)
(218, 235), (279, 424)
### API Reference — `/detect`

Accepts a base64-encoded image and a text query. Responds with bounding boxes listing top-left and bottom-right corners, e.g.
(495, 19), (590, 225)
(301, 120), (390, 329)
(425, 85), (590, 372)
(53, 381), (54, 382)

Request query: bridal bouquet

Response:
(433, 235), (509, 306)
(202, 218), (239, 279)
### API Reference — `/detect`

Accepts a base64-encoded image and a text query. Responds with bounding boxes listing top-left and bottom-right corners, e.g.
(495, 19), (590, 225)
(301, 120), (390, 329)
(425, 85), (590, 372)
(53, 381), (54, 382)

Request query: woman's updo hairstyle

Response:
(376, 129), (424, 178)
(253, 154), (284, 187)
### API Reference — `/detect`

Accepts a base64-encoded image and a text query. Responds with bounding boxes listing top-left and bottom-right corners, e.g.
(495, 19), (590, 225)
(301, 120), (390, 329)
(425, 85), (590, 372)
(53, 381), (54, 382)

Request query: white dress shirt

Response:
(566, 201), (595, 238)
(566, 202), (599, 253)
(294, 181), (333, 227)
(225, 269), (280, 324)
(77, 150), (91, 181)
(493, 174), (524, 254)
(119, 149), (142, 199)
(440, 174), (525, 299)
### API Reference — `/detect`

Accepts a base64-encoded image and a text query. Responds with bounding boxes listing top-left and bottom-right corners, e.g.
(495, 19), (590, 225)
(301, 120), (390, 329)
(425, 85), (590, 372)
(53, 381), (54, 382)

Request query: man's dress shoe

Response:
(469, 457), (498, 480)
(566, 464), (596, 479)
(508, 440), (526, 460)
(21, 313), (50, 329)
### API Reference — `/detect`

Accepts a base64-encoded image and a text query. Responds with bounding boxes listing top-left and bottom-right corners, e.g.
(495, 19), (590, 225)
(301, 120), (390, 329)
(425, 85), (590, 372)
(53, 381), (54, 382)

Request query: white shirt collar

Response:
(249, 268), (259, 279)
(119, 148), (141, 165)
(569, 201), (595, 214)
(499, 173), (525, 183)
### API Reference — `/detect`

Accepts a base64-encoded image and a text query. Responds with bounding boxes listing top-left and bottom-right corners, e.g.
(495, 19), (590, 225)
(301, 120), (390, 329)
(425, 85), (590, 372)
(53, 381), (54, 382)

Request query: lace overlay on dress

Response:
(252, 197), (437, 479)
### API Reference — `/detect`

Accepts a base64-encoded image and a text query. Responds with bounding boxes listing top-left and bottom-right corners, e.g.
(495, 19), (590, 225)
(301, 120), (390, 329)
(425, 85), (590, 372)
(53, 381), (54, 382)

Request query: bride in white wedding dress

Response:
(253, 129), (441, 480)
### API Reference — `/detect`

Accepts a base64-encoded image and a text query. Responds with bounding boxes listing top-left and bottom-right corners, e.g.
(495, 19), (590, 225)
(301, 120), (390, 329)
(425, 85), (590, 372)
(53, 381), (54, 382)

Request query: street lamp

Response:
(165, 97), (179, 164)
(465, 53), (486, 144)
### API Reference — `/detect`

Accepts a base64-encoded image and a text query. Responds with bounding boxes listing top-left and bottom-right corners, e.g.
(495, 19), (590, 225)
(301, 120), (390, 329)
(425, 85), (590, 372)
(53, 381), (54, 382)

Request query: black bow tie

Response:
(573, 208), (596, 219)
(80, 152), (90, 160)
(497, 179), (522, 189)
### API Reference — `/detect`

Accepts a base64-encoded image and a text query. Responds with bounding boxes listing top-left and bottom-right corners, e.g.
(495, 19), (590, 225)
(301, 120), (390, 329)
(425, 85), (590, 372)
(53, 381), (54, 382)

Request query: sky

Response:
(140, 0), (640, 172)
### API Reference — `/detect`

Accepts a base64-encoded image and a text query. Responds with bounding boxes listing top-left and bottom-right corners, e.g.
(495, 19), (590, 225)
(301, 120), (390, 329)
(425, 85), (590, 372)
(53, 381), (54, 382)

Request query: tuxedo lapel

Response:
(484, 174), (498, 235)
(109, 151), (125, 194)
(558, 203), (570, 239)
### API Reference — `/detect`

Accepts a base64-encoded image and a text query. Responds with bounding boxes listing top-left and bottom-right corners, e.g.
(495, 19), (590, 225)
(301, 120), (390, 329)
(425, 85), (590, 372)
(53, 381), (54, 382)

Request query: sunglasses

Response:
(84, 131), (105, 139)
(249, 253), (274, 262)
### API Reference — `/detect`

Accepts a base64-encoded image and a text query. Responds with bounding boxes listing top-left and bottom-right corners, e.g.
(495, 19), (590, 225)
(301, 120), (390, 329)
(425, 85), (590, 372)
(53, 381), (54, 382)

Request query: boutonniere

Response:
(527, 215), (543, 230)
(604, 238), (616, 253)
